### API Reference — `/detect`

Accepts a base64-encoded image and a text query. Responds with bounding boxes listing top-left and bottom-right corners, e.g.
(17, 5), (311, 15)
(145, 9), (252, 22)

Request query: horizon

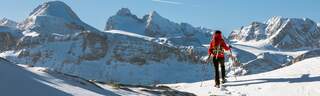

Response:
(1, 0), (320, 36)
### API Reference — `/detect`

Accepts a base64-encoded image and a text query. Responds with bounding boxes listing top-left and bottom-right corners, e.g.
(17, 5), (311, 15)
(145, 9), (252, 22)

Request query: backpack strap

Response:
(213, 41), (223, 59)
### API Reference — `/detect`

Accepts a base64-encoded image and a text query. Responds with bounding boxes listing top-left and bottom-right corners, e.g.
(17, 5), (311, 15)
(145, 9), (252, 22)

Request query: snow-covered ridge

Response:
(105, 8), (212, 46)
(19, 1), (100, 35)
(0, 18), (18, 28)
(229, 16), (320, 50)
(104, 30), (155, 41)
(28, 1), (80, 22)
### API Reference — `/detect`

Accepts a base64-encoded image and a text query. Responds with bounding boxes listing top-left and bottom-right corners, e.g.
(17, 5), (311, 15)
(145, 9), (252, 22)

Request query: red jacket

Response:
(208, 33), (230, 58)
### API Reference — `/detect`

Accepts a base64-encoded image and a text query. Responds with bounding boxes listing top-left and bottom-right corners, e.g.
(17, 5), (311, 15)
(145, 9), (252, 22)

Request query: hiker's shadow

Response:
(225, 74), (320, 87)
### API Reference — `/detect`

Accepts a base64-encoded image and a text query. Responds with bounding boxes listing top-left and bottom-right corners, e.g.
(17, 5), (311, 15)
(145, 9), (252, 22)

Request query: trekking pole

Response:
(200, 54), (211, 87)
(229, 47), (238, 80)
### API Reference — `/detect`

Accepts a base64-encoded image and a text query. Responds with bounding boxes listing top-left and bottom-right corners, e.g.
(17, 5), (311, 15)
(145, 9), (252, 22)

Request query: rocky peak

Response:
(20, 1), (99, 35)
(29, 1), (80, 21)
(106, 8), (212, 45)
(116, 8), (132, 16)
(230, 16), (320, 50)
(0, 18), (18, 28)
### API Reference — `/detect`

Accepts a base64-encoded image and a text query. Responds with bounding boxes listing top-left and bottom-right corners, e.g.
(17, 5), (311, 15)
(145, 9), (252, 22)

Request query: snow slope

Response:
(165, 57), (320, 96)
(0, 58), (113, 96)
(220, 42), (305, 75)
(0, 57), (195, 96)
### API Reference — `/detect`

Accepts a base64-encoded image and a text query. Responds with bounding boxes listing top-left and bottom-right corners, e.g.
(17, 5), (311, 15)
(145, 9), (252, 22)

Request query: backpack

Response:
(210, 40), (224, 59)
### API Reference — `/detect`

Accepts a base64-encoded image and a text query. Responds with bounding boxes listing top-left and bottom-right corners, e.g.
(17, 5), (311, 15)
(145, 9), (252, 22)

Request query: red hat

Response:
(212, 30), (222, 41)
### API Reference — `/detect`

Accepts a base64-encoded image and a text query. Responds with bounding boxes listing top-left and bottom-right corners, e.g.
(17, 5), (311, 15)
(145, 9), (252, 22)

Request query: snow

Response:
(0, 58), (107, 96)
(145, 11), (182, 37)
(106, 8), (212, 46)
(20, 1), (100, 35)
(23, 31), (40, 37)
(104, 30), (155, 41)
(1, 29), (208, 85)
(165, 57), (320, 96)
(1, 1), (319, 95)
(232, 41), (307, 58)
(0, 18), (22, 38)
(29, 1), (80, 22)
(234, 21), (268, 41)
(0, 18), (18, 28)
(230, 16), (320, 50)
(1, 57), (196, 96)
(105, 8), (146, 34)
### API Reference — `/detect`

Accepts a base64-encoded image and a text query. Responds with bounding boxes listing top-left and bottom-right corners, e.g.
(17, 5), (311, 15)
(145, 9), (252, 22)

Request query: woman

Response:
(208, 30), (231, 88)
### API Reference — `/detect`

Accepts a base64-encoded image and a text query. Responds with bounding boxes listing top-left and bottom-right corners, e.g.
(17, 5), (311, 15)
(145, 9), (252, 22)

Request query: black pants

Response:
(213, 58), (225, 85)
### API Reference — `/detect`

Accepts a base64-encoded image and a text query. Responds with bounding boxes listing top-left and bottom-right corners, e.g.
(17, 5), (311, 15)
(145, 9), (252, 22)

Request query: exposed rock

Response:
(229, 16), (320, 50)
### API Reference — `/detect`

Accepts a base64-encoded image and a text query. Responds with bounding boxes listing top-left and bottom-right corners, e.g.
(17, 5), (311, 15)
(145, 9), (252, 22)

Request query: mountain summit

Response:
(29, 1), (80, 21)
(105, 8), (212, 46)
(229, 16), (320, 50)
(20, 1), (99, 35)
(0, 18), (18, 28)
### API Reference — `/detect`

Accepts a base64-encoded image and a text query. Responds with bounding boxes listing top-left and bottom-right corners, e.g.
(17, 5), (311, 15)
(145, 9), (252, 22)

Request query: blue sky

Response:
(1, 0), (319, 36)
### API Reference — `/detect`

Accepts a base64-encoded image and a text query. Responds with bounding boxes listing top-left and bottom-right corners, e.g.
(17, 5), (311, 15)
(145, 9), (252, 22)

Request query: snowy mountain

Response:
(106, 8), (213, 46)
(1, 1), (318, 95)
(229, 21), (268, 41)
(0, 18), (22, 52)
(0, 1), (208, 86)
(0, 18), (18, 28)
(0, 1), (296, 86)
(19, 1), (100, 36)
(229, 16), (320, 50)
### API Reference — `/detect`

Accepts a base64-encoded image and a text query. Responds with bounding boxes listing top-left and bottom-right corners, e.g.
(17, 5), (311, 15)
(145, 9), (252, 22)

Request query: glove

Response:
(209, 49), (213, 54)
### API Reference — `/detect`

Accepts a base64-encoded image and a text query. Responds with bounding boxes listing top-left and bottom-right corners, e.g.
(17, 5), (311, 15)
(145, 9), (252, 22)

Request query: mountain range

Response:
(229, 16), (320, 50)
(1, 1), (320, 96)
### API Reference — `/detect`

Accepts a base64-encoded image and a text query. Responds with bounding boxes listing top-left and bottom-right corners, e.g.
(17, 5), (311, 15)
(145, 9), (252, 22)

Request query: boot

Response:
(222, 79), (227, 84)
(214, 84), (220, 88)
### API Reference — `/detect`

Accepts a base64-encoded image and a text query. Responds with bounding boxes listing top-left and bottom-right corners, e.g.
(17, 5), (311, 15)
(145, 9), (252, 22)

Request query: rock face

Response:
(287, 49), (320, 65)
(105, 8), (212, 46)
(1, 1), (206, 85)
(229, 16), (320, 50)
(243, 52), (293, 74)
(0, 31), (17, 51)
(0, 18), (21, 52)
(229, 22), (268, 41)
